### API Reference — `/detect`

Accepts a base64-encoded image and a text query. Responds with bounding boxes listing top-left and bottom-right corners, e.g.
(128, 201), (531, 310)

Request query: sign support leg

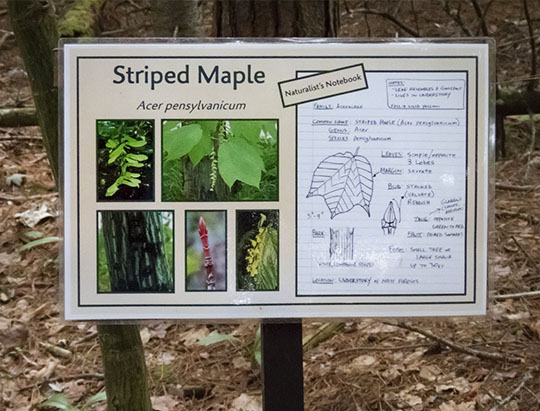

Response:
(261, 319), (304, 411)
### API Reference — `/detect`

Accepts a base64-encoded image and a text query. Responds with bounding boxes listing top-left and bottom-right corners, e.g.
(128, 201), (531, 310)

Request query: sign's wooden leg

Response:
(261, 319), (304, 411)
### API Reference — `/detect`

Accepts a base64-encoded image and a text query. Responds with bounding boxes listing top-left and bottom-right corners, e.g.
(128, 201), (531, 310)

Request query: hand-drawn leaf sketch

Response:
(307, 149), (373, 218)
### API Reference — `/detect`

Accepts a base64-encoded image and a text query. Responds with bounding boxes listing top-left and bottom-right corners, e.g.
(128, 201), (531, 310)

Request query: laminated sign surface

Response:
(62, 41), (491, 320)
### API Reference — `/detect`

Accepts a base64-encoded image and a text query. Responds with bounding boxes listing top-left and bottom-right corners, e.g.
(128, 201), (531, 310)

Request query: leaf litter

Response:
(2, 2), (540, 411)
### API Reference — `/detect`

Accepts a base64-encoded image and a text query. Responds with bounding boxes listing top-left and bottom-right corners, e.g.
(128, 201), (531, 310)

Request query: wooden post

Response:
(261, 319), (304, 411)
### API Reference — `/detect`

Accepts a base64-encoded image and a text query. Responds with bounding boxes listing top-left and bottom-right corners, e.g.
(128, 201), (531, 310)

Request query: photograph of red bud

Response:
(185, 211), (226, 291)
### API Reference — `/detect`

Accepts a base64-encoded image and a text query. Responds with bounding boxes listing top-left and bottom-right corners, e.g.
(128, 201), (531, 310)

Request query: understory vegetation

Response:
(162, 120), (278, 202)
(236, 210), (279, 291)
(96, 119), (154, 201)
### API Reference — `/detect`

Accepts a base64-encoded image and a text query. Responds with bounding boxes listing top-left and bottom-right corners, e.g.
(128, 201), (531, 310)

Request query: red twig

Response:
(198, 217), (216, 290)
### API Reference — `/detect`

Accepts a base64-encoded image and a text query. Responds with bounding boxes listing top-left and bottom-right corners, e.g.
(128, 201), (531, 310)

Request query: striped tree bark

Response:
(101, 211), (172, 292)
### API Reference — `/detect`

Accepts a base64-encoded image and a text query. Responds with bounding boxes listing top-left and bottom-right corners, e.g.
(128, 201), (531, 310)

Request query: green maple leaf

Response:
(163, 122), (202, 161)
(218, 136), (264, 188)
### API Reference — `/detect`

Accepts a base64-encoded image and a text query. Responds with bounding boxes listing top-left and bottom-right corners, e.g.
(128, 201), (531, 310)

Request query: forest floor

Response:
(2, 1), (540, 410)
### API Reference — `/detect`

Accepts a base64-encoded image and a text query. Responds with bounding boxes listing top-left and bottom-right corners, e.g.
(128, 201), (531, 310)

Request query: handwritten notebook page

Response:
(297, 72), (468, 296)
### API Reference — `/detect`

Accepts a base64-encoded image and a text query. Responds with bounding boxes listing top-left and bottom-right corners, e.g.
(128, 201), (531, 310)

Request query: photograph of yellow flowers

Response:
(236, 210), (279, 291)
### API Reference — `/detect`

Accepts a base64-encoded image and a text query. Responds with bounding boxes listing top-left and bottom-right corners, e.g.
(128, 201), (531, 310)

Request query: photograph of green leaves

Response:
(236, 210), (279, 291)
(97, 119), (154, 201)
(97, 210), (174, 293)
(162, 120), (278, 201)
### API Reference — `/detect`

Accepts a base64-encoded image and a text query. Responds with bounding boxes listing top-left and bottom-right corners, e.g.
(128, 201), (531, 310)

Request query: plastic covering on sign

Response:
(59, 38), (494, 321)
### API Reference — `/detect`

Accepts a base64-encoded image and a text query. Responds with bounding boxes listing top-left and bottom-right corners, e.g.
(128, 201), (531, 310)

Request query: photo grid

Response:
(96, 119), (279, 298)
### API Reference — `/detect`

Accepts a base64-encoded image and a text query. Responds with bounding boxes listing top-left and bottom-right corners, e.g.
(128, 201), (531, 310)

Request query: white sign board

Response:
(62, 41), (491, 320)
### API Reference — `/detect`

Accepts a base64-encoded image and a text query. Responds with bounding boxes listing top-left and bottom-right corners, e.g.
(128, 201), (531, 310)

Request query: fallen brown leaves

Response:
(3, 1), (540, 410)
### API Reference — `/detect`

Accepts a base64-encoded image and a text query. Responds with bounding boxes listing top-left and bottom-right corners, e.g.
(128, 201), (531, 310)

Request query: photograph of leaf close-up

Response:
(162, 119), (278, 202)
(236, 210), (279, 291)
(96, 119), (154, 201)
(97, 210), (174, 293)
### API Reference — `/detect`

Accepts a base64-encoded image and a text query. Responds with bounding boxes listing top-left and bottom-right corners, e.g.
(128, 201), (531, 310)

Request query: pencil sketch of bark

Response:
(329, 227), (354, 262)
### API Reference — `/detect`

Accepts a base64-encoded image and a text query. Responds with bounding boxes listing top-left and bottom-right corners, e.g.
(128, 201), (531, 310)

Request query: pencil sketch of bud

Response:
(381, 200), (399, 235)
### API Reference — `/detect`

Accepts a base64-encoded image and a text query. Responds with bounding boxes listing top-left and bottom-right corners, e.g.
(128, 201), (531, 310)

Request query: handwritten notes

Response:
(386, 79), (465, 110)
(297, 72), (469, 296)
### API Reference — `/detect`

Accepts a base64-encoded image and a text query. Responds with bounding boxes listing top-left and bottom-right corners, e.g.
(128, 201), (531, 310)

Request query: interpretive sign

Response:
(62, 40), (491, 320)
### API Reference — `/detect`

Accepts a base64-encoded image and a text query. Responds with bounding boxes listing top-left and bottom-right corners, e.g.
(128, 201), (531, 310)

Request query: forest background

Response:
(1, 0), (540, 410)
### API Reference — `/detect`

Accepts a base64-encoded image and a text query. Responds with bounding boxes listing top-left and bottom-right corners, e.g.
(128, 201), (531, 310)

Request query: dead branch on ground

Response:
(511, 235), (540, 276)
(495, 182), (539, 192)
(470, 0), (489, 36)
(489, 373), (532, 411)
(0, 108), (37, 127)
(494, 290), (540, 300)
(393, 322), (523, 364)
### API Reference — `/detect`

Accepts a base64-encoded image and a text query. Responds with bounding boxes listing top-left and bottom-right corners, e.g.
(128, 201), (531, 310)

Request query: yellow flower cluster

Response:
(209, 148), (217, 191)
(246, 226), (266, 277)
(209, 121), (227, 192)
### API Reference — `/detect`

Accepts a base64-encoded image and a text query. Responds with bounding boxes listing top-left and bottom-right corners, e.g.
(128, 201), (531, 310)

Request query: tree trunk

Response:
(151, 0), (203, 37)
(97, 324), (152, 411)
(214, 3), (340, 409)
(174, 1), (340, 201)
(101, 211), (173, 292)
(8, 2), (153, 410)
(497, 89), (540, 117)
(215, 0), (340, 37)
(8, 0), (59, 182)
(496, 89), (540, 158)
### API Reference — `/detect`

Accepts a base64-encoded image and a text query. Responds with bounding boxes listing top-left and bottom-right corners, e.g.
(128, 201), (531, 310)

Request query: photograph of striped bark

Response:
(185, 211), (227, 291)
(97, 210), (174, 293)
